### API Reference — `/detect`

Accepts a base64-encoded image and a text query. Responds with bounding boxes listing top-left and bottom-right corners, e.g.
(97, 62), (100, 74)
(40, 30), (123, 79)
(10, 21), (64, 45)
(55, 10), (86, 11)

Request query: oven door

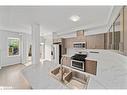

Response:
(71, 60), (84, 71)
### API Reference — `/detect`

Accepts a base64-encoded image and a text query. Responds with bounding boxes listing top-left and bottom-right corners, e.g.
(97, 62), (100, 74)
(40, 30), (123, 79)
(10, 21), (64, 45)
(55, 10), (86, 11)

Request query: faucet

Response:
(60, 55), (65, 82)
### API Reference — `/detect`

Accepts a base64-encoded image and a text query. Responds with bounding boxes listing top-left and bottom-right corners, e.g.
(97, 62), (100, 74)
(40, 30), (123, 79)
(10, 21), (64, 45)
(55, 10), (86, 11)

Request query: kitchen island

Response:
(22, 50), (127, 89)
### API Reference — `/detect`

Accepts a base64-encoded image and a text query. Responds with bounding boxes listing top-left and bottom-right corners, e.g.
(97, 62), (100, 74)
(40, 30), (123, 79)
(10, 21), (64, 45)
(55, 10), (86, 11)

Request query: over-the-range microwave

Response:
(73, 42), (86, 48)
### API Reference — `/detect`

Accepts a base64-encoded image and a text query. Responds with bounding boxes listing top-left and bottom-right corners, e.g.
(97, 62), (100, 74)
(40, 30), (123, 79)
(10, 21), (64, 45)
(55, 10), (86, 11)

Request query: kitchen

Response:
(1, 1), (127, 95)
(22, 6), (127, 89)
(48, 6), (127, 88)
(0, 6), (127, 89)
(51, 28), (108, 89)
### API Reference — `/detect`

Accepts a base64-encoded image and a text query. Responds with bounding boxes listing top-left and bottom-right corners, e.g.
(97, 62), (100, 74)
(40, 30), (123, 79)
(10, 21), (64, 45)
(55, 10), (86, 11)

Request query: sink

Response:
(50, 66), (90, 89)
(50, 66), (71, 81)
(64, 71), (90, 89)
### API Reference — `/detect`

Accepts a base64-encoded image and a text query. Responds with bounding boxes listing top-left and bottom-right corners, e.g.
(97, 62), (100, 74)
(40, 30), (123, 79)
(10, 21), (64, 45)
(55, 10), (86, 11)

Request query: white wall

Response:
(0, 30), (33, 67)
(22, 34), (45, 64)
(21, 33), (32, 64)
(0, 30), (22, 67)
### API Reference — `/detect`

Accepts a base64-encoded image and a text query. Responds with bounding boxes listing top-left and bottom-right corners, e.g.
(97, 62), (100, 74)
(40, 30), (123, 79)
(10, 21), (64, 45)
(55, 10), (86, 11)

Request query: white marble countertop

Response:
(87, 50), (127, 89)
(22, 61), (68, 89)
(22, 49), (127, 89)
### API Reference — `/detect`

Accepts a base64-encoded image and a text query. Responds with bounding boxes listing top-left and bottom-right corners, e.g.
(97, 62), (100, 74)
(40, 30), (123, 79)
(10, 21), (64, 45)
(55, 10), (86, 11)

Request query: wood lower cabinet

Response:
(62, 57), (71, 67)
(62, 57), (97, 75)
(85, 59), (97, 75)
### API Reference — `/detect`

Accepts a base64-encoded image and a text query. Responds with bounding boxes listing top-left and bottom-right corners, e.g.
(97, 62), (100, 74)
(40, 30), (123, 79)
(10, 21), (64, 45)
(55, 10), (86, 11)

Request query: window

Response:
(8, 38), (20, 56)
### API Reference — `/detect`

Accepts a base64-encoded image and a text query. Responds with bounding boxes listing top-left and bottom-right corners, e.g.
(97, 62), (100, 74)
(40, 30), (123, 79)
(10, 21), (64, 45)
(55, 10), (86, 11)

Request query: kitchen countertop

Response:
(22, 49), (127, 89)
(22, 61), (68, 89)
(87, 50), (127, 89)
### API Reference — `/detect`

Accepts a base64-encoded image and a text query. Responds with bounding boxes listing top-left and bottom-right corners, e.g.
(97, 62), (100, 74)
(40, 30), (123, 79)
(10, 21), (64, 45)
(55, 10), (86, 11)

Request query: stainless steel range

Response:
(71, 54), (87, 71)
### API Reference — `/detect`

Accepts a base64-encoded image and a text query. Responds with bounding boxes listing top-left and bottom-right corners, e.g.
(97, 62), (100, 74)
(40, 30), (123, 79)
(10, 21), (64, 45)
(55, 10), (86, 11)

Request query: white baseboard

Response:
(1, 63), (22, 68)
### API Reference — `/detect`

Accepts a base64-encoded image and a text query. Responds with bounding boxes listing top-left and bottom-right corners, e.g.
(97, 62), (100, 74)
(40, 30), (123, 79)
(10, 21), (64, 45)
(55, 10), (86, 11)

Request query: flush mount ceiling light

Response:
(70, 15), (80, 22)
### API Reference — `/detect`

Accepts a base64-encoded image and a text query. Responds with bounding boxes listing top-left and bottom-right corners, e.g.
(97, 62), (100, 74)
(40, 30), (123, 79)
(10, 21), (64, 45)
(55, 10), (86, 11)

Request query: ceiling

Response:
(0, 6), (113, 35)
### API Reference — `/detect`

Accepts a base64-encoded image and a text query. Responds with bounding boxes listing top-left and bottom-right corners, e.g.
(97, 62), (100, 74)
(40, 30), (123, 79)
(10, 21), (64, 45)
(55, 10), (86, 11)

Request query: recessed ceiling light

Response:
(70, 15), (80, 22)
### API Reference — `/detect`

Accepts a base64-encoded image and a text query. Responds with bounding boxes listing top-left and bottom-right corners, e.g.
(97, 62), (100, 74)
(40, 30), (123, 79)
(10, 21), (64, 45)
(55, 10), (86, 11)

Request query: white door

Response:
(53, 44), (59, 64)
(40, 43), (45, 59)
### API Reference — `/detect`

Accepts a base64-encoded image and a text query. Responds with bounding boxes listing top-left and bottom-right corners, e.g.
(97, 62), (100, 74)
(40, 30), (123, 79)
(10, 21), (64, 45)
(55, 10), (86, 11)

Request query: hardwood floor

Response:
(0, 64), (32, 89)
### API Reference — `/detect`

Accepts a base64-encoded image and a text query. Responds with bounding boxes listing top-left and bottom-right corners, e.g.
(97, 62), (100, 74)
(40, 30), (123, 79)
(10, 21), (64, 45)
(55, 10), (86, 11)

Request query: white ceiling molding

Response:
(106, 6), (122, 32)
(57, 24), (108, 38)
(106, 6), (114, 25)
(57, 23), (107, 36)
(0, 25), (32, 34)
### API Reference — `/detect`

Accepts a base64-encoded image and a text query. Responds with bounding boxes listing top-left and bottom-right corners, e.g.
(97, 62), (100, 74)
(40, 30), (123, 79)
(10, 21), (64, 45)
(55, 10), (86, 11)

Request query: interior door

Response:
(53, 44), (59, 64)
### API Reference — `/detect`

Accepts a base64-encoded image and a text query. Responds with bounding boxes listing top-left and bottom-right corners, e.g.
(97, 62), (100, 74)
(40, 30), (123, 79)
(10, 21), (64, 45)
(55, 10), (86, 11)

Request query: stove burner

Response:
(71, 54), (87, 61)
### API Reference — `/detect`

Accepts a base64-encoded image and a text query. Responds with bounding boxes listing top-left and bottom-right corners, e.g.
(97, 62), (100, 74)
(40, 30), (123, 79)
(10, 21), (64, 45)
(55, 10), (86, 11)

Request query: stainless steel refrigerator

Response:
(52, 44), (62, 65)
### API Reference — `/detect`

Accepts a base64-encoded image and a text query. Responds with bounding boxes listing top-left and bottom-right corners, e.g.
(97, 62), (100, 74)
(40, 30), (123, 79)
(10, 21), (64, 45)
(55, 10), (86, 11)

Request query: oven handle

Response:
(71, 59), (85, 63)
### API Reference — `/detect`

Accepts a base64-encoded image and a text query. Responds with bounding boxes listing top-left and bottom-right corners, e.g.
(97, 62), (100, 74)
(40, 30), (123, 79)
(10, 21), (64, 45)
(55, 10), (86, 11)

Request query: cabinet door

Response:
(53, 38), (62, 43)
(64, 38), (74, 48)
(61, 39), (66, 54)
(62, 57), (71, 67)
(86, 35), (96, 49)
(85, 59), (97, 75)
(119, 8), (124, 52)
(124, 7), (127, 54)
(95, 34), (104, 49)
(76, 30), (84, 37)
(76, 36), (86, 42)
(65, 38), (70, 48)
(104, 33), (108, 49)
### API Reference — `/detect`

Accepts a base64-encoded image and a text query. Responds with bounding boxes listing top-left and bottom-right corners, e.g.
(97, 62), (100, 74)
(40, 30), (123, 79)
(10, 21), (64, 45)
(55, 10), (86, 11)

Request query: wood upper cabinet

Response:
(86, 33), (104, 49)
(85, 59), (97, 75)
(109, 32), (112, 49)
(64, 37), (86, 48)
(86, 35), (96, 49)
(64, 37), (73, 48)
(76, 30), (85, 37)
(124, 7), (127, 54)
(119, 7), (124, 52)
(53, 38), (62, 43)
(95, 34), (104, 49)
(61, 39), (66, 54)
(104, 33), (108, 49)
